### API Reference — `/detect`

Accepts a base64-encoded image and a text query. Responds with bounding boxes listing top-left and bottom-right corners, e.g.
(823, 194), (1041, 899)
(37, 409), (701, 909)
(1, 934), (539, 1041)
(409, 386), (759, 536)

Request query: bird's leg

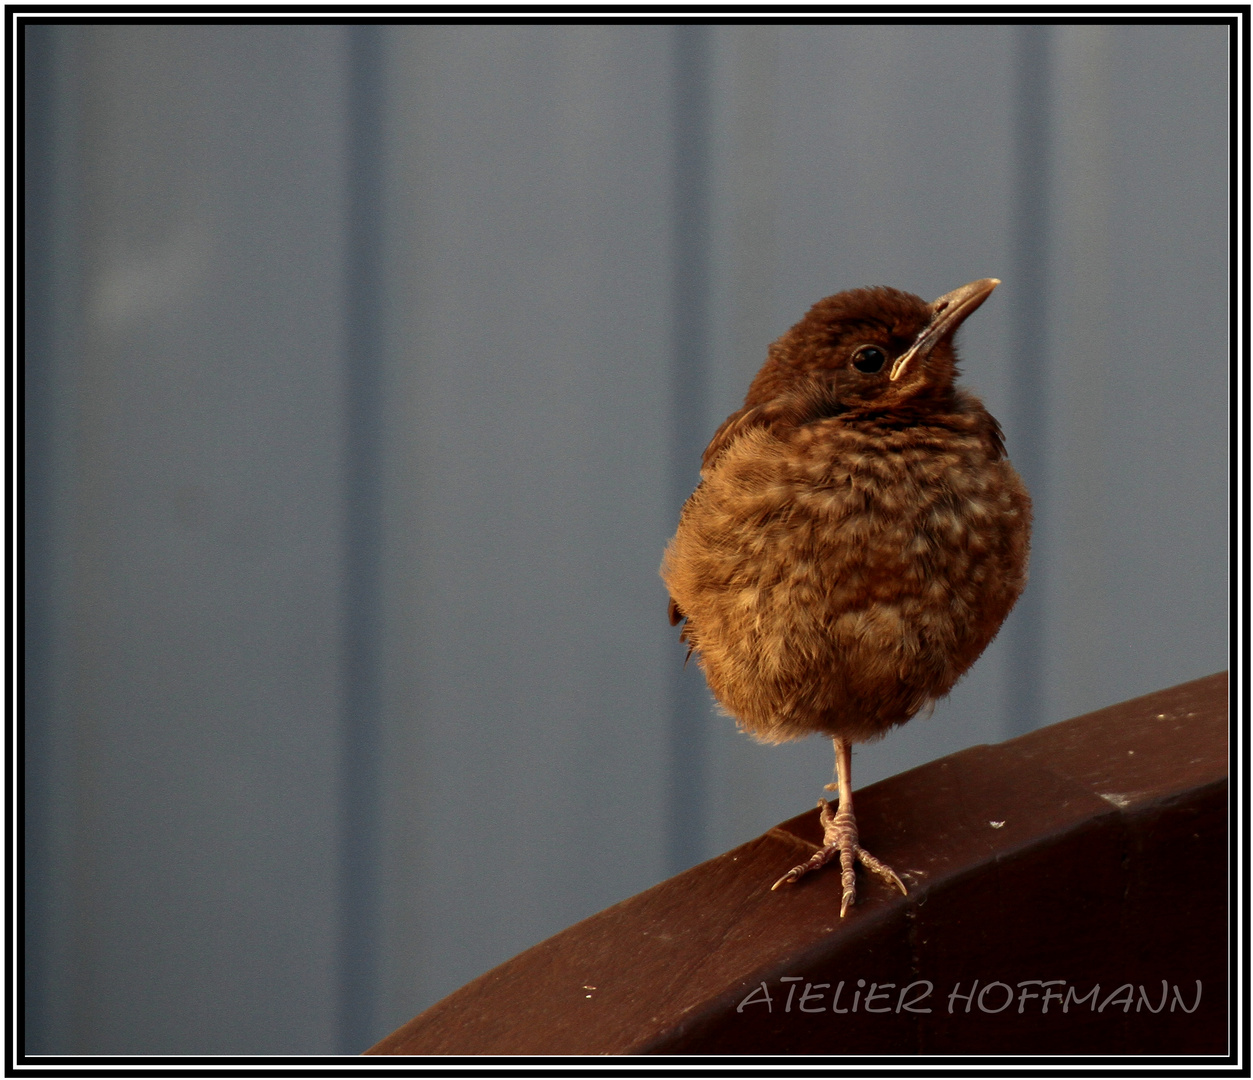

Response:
(772, 736), (907, 916)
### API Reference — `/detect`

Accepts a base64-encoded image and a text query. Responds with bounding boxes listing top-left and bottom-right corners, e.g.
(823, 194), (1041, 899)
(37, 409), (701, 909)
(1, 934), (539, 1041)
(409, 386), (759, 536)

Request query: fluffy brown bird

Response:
(662, 278), (1031, 916)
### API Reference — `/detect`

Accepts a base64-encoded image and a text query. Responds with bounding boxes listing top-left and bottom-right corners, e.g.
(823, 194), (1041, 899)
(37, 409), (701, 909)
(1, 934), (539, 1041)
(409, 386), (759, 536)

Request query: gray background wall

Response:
(25, 22), (1229, 1056)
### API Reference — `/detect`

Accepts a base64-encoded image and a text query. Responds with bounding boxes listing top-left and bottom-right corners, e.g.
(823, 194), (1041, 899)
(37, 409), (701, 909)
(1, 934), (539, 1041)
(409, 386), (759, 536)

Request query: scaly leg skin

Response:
(771, 736), (908, 916)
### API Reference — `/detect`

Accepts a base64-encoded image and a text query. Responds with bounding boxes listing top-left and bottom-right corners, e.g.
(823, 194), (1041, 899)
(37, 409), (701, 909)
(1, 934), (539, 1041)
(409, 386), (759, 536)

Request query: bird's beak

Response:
(888, 278), (1001, 382)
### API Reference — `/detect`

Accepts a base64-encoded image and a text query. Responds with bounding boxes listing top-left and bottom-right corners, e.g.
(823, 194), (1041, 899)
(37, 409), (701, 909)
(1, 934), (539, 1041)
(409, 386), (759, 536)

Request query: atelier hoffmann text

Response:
(736, 978), (1203, 1016)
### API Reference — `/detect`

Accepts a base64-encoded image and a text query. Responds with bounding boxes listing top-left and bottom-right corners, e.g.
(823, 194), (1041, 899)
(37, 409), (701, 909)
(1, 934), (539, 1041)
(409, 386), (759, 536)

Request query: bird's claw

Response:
(770, 845), (838, 891)
(771, 871), (798, 891)
(773, 797), (907, 914)
(856, 846), (908, 897)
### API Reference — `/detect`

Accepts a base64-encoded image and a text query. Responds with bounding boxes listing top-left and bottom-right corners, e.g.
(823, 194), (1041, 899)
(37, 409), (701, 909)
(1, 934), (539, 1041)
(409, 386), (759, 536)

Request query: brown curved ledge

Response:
(368, 672), (1228, 1056)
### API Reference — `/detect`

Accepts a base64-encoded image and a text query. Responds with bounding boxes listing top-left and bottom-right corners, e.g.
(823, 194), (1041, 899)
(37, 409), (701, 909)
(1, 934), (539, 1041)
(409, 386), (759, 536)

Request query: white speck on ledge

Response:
(990, 821), (1005, 828)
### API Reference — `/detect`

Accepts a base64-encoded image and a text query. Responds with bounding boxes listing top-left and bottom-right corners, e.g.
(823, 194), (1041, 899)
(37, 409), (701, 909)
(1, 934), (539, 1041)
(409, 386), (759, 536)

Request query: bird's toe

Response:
(856, 846), (908, 896)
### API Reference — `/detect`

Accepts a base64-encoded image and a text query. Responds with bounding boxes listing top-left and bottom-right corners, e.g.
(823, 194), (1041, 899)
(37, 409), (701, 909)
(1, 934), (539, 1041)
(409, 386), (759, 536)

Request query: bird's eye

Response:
(852, 346), (887, 374)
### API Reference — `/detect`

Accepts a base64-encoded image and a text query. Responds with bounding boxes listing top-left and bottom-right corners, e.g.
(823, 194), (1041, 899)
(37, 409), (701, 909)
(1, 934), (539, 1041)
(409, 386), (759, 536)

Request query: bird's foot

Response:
(771, 798), (907, 917)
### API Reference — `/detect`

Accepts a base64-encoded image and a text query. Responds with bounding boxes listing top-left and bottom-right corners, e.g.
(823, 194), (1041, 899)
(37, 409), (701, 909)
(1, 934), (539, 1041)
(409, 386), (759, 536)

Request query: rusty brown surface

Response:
(367, 671), (1228, 1057)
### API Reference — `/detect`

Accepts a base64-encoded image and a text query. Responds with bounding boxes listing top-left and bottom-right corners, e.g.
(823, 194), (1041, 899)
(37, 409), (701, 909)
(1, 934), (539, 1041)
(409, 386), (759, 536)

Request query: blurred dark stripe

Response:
(668, 25), (712, 875)
(1006, 25), (1051, 738)
(24, 21), (56, 1056)
(340, 24), (385, 1054)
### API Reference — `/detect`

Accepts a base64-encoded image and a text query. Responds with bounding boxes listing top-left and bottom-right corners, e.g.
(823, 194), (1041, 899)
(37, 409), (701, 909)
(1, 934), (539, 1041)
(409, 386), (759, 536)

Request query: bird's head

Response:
(745, 278), (1000, 416)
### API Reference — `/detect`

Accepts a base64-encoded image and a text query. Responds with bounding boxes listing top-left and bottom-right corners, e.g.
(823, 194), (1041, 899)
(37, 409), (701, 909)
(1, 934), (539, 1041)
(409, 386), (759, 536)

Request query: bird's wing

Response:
(666, 596), (697, 663)
(700, 404), (769, 471)
(987, 414), (1007, 460)
(700, 386), (838, 472)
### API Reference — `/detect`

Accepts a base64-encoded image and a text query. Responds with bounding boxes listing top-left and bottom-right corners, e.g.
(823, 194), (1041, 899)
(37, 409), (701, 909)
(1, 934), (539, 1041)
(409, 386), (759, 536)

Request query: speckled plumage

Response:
(661, 279), (1032, 910)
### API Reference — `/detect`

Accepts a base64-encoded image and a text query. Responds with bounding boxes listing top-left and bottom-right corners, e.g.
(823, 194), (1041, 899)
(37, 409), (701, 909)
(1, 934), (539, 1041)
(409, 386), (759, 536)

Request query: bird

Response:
(661, 278), (1031, 917)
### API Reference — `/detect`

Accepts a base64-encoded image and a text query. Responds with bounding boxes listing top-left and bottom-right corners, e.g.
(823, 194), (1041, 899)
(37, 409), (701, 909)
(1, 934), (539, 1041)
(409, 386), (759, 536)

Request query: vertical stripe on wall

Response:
(24, 22), (55, 1055)
(23, 24), (84, 1054)
(1049, 26), (1115, 722)
(1006, 24), (1051, 738)
(340, 24), (385, 1054)
(668, 25), (713, 874)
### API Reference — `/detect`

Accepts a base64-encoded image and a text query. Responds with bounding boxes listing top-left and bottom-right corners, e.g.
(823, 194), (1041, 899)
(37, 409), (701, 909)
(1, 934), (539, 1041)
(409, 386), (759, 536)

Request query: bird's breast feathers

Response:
(661, 412), (1031, 742)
